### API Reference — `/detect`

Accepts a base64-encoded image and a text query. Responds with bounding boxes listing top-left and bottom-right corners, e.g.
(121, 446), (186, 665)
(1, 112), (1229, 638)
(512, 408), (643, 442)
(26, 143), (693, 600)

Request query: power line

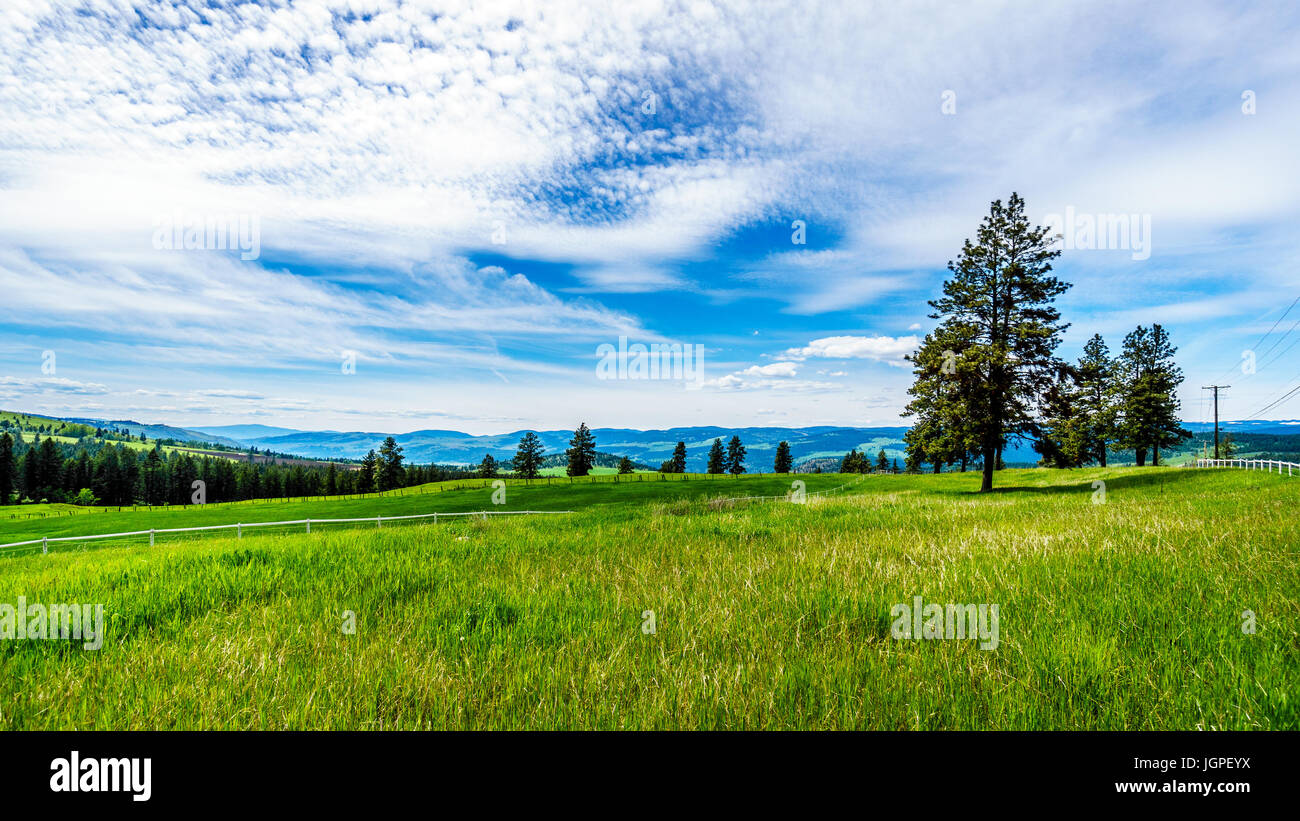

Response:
(1246, 295), (1300, 355)
(1248, 382), (1300, 420)
(1257, 316), (1300, 361)
(1259, 332), (1300, 372)
(1218, 295), (1300, 381)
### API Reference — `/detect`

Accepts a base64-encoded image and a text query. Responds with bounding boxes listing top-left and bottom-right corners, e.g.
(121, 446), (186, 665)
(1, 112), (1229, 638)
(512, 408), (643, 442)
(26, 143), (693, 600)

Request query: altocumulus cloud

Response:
(780, 335), (920, 367)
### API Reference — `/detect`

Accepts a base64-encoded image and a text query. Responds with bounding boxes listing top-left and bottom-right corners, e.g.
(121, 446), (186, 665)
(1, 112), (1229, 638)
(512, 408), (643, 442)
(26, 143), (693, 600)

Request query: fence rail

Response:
(1196, 458), (1297, 476)
(0, 509), (573, 555)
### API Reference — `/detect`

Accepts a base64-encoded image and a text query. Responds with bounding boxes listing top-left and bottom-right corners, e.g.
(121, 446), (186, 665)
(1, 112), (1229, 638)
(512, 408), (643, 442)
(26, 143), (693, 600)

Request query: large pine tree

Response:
(1114, 324), (1189, 465)
(358, 449), (377, 492)
(670, 441), (688, 473)
(706, 438), (725, 474)
(921, 193), (1070, 491)
(513, 431), (545, 480)
(565, 422), (596, 477)
(725, 435), (746, 475)
(773, 440), (793, 473)
(377, 436), (405, 490)
(1075, 333), (1118, 466)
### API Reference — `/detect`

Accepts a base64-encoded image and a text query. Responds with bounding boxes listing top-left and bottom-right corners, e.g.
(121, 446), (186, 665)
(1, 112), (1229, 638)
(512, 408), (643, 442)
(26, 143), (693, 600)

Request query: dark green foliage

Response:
(912, 193), (1069, 491)
(513, 431), (545, 480)
(706, 438), (725, 474)
(565, 422), (597, 477)
(670, 441), (688, 473)
(773, 441), (792, 473)
(725, 436), (746, 475)
(378, 436), (406, 490)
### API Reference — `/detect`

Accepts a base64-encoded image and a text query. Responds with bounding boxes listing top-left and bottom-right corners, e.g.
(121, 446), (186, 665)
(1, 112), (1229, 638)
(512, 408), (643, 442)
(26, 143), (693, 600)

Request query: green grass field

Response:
(0, 467), (1295, 730)
(0, 472), (840, 543)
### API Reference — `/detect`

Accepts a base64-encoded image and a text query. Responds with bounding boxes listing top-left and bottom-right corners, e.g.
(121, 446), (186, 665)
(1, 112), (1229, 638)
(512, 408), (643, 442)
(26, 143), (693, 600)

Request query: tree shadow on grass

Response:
(984, 469), (1208, 496)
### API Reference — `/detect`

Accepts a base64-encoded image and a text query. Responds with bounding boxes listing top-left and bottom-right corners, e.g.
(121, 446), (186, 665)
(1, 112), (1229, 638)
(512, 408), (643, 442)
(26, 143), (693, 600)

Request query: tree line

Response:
(901, 193), (1190, 491)
(0, 433), (475, 506)
(476, 425), (799, 479)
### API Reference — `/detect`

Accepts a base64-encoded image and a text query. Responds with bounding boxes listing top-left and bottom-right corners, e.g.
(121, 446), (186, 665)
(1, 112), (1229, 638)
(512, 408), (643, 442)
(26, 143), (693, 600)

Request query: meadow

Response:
(0, 467), (1295, 730)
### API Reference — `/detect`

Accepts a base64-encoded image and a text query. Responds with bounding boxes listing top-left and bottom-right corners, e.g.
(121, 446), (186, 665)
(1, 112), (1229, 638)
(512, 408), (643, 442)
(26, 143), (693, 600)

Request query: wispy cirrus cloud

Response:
(1, 0), (1298, 428)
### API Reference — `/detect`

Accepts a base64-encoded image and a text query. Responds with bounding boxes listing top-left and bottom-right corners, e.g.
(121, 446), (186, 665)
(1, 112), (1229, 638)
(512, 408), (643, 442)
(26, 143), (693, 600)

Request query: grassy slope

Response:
(0, 473), (846, 545)
(0, 467), (1295, 730)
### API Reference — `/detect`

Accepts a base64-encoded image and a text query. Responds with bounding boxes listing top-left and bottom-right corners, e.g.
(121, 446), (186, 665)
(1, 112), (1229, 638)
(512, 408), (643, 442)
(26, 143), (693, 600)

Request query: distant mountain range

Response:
(58, 417), (245, 449)
(191, 424), (921, 473)
(29, 413), (1300, 473)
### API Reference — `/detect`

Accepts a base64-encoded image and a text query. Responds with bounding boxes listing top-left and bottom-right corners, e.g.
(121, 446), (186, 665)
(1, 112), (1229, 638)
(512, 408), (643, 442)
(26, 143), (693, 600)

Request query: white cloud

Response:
(781, 335), (919, 366)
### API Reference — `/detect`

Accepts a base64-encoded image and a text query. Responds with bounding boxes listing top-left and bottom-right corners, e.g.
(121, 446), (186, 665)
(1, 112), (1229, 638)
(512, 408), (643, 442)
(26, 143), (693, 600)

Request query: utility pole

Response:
(1202, 385), (1230, 459)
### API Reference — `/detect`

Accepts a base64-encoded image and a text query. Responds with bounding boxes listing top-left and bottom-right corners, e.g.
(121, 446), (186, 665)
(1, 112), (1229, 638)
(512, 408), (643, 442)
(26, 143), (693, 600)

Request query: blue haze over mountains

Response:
(47, 415), (1300, 472)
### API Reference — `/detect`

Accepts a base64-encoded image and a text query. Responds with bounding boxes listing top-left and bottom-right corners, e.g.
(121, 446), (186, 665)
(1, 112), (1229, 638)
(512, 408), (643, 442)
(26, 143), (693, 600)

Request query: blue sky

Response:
(1, 0), (1298, 434)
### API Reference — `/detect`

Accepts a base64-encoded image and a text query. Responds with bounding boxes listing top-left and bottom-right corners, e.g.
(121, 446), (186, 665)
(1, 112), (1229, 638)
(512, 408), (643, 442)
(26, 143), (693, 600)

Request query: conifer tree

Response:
(1114, 324), (1190, 466)
(773, 441), (793, 473)
(725, 435), (746, 475)
(670, 441), (688, 473)
(916, 193), (1069, 491)
(566, 422), (597, 477)
(0, 432), (14, 505)
(706, 438), (726, 474)
(513, 431), (545, 480)
(378, 436), (405, 490)
(359, 449), (377, 491)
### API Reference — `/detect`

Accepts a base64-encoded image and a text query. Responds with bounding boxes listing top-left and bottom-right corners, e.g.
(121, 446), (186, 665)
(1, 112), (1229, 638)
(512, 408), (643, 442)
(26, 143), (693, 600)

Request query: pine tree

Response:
(565, 423), (597, 477)
(1075, 333), (1118, 466)
(37, 435), (61, 501)
(773, 440), (793, 473)
(359, 449), (377, 492)
(1114, 325), (1190, 466)
(876, 450), (889, 473)
(903, 327), (977, 473)
(377, 436), (405, 490)
(326, 462), (338, 495)
(617, 456), (634, 474)
(920, 193), (1069, 491)
(0, 432), (14, 504)
(706, 438), (725, 474)
(478, 453), (498, 479)
(1034, 364), (1089, 468)
(725, 436), (746, 475)
(840, 449), (863, 474)
(670, 441), (688, 473)
(513, 431), (545, 480)
(1220, 433), (1237, 458)
(143, 446), (164, 505)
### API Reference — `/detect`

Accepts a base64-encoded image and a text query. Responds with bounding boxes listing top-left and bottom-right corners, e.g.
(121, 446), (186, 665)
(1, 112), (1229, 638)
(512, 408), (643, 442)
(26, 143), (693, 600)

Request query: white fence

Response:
(1196, 458), (1297, 476)
(0, 509), (573, 555)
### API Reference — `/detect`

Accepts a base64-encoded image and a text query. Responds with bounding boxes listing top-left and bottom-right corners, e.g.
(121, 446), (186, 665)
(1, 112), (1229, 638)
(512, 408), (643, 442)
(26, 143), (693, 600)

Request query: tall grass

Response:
(0, 467), (1295, 729)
